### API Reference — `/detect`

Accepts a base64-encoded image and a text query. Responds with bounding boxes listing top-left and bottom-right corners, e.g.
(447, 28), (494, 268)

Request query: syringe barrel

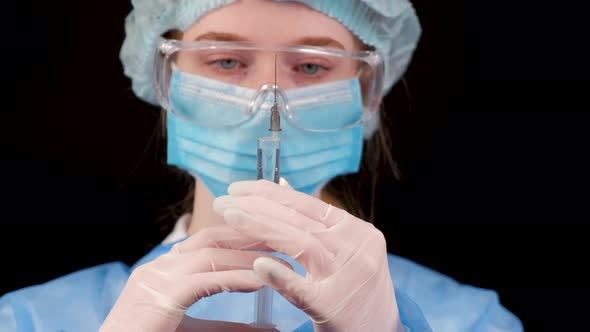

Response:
(257, 135), (280, 183)
(252, 135), (281, 328)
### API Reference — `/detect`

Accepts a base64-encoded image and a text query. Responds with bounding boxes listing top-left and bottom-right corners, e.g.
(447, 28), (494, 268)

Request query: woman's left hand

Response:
(214, 180), (404, 332)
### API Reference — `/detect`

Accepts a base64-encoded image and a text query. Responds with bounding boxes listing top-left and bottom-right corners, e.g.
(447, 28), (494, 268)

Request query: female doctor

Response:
(0, 0), (524, 331)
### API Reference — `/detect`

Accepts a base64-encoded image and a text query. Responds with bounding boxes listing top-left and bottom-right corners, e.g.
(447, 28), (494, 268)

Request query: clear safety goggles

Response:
(153, 38), (384, 131)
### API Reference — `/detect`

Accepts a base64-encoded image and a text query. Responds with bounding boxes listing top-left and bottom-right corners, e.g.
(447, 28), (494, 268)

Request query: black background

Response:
(1, 1), (588, 331)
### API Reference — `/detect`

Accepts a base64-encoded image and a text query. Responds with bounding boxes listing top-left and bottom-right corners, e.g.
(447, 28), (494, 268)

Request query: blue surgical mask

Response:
(166, 68), (364, 197)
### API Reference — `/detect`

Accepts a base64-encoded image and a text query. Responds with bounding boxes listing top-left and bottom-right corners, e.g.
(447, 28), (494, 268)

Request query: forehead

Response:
(182, 0), (358, 51)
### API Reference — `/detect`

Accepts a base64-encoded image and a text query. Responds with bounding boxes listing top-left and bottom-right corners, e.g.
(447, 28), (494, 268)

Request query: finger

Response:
(152, 248), (293, 275)
(222, 183), (364, 259)
(214, 195), (326, 232)
(188, 270), (264, 299)
(131, 269), (265, 315)
(252, 257), (318, 312)
(228, 180), (347, 227)
(167, 270), (265, 309)
(172, 225), (273, 254)
(223, 208), (333, 273)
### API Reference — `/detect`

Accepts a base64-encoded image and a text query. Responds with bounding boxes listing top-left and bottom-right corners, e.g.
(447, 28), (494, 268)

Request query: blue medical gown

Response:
(0, 240), (523, 331)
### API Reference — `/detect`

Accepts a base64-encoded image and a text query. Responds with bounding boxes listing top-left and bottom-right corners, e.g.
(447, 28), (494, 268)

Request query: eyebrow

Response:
(194, 32), (346, 50)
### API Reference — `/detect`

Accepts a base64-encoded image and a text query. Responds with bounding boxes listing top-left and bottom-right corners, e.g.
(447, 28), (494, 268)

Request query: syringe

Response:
(256, 110), (281, 184)
(252, 56), (281, 329)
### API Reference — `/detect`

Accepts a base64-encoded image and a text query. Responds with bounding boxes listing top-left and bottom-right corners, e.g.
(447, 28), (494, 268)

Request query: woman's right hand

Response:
(99, 225), (281, 332)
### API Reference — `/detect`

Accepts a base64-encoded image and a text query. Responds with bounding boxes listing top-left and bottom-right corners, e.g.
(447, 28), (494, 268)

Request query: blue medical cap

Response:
(120, 0), (422, 106)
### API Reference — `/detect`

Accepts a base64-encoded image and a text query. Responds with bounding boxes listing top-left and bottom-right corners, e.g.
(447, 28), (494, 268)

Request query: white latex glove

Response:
(99, 225), (281, 332)
(214, 180), (404, 332)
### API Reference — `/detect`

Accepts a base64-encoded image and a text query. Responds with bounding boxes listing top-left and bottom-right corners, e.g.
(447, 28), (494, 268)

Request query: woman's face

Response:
(178, 0), (361, 89)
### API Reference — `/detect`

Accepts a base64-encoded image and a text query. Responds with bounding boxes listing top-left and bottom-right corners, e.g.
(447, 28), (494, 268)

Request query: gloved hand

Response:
(99, 225), (280, 332)
(214, 180), (404, 332)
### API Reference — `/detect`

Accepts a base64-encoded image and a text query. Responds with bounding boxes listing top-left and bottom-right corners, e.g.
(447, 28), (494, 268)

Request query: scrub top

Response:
(0, 216), (523, 331)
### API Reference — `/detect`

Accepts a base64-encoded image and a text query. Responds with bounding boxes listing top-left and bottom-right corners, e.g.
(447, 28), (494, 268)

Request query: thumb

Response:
(252, 257), (317, 310)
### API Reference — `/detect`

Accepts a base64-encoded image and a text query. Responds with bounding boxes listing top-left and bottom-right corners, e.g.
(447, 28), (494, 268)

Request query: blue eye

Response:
(299, 63), (320, 75)
(217, 59), (239, 70)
